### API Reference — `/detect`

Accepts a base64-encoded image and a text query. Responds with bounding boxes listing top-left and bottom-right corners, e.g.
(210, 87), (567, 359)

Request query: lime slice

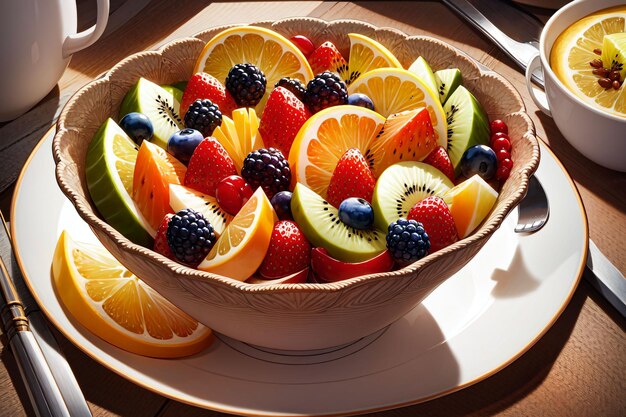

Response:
(86, 118), (155, 246)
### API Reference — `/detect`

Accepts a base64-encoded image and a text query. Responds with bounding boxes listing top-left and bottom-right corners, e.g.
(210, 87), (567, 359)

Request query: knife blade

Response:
(0, 212), (92, 416)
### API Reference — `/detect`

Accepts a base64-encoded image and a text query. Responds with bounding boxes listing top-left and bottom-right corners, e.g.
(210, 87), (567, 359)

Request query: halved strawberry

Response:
(407, 196), (458, 252)
(423, 146), (455, 183)
(308, 41), (348, 76)
(153, 214), (175, 260)
(258, 221), (311, 279)
(326, 148), (376, 208)
(311, 248), (394, 282)
(259, 87), (311, 156)
(180, 72), (237, 117)
(184, 137), (237, 196)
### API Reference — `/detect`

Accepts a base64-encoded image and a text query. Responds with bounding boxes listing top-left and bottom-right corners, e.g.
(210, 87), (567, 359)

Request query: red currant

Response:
(490, 119), (508, 135)
(490, 132), (508, 146)
(496, 164), (512, 181)
(496, 149), (511, 163)
(215, 175), (253, 216)
(290, 35), (315, 58)
(500, 158), (514, 170)
(492, 136), (512, 153)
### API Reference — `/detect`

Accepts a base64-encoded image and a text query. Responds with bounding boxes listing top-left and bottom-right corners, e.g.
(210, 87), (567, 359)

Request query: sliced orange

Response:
(366, 107), (438, 177)
(288, 105), (385, 198)
(132, 141), (187, 231)
(442, 174), (498, 238)
(193, 26), (313, 112)
(52, 231), (212, 358)
(198, 187), (276, 281)
(348, 68), (447, 145)
(340, 33), (402, 85)
(212, 107), (264, 172)
(551, 6), (626, 116)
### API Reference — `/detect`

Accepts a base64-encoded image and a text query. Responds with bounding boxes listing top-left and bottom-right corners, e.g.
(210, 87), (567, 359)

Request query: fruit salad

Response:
(85, 26), (516, 284)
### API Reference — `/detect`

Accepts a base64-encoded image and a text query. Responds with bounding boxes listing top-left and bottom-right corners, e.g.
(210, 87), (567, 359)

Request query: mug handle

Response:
(526, 54), (552, 117)
(62, 0), (110, 58)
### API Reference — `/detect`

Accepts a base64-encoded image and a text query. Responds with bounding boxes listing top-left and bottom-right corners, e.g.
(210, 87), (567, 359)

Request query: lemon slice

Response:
(348, 68), (447, 145)
(340, 33), (402, 85)
(212, 107), (264, 172)
(198, 187), (275, 281)
(551, 6), (626, 116)
(52, 231), (213, 358)
(193, 26), (313, 112)
(442, 174), (498, 238)
(288, 105), (385, 198)
(86, 118), (155, 246)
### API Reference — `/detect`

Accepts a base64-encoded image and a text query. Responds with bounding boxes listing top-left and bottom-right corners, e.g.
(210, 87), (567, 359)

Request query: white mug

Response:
(526, 0), (626, 172)
(0, 0), (109, 122)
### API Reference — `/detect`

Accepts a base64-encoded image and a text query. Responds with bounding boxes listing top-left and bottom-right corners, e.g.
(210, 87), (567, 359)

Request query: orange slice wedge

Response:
(340, 33), (402, 85)
(52, 231), (212, 358)
(198, 187), (276, 281)
(288, 105), (385, 198)
(442, 175), (498, 238)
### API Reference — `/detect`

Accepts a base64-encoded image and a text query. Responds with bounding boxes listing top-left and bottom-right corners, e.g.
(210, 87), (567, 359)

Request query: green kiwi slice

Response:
(434, 68), (462, 104)
(408, 56), (439, 96)
(291, 184), (386, 263)
(119, 78), (184, 149)
(372, 161), (454, 232)
(444, 86), (490, 175)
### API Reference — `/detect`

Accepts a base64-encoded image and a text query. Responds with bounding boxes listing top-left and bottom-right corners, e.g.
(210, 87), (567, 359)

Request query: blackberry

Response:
(275, 77), (306, 101)
(304, 71), (348, 113)
(167, 208), (217, 265)
(225, 63), (267, 107)
(386, 218), (430, 262)
(241, 148), (291, 198)
(184, 99), (222, 137)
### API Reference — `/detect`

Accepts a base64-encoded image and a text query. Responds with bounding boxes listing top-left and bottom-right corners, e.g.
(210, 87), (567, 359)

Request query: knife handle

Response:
(9, 331), (72, 417)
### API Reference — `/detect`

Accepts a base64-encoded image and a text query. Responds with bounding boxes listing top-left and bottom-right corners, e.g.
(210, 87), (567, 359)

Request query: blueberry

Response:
(347, 93), (375, 111)
(271, 191), (293, 220)
(338, 197), (374, 230)
(460, 144), (498, 180)
(167, 129), (204, 164)
(119, 112), (153, 145)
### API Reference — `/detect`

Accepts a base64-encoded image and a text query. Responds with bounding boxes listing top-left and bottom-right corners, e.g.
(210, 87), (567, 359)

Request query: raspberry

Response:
(183, 99), (222, 137)
(241, 148), (291, 198)
(274, 77), (306, 101)
(225, 63), (267, 107)
(166, 208), (217, 265)
(304, 71), (348, 113)
(386, 218), (430, 262)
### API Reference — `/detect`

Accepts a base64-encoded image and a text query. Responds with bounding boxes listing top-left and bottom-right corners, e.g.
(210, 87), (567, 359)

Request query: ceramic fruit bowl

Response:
(53, 18), (539, 350)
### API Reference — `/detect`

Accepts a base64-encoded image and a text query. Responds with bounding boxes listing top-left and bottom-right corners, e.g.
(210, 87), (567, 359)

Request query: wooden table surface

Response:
(1, 1), (625, 416)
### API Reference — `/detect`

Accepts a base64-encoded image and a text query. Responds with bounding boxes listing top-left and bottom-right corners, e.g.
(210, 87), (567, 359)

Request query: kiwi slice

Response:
(372, 161), (454, 232)
(601, 32), (626, 80)
(169, 184), (233, 236)
(434, 68), (462, 104)
(120, 78), (184, 150)
(408, 56), (439, 96)
(291, 183), (386, 263)
(444, 86), (490, 175)
(161, 84), (184, 104)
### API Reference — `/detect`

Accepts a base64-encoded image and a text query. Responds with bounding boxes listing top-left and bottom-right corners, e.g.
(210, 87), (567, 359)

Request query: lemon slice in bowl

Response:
(550, 7), (626, 116)
(198, 187), (276, 281)
(340, 33), (403, 85)
(193, 26), (313, 112)
(85, 118), (155, 246)
(288, 105), (385, 198)
(348, 68), (447, 145)
(52, 231), (213, 358)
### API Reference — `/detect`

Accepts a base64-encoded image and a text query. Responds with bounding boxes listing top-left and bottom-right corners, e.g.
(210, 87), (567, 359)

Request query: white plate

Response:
(12, 129), (587, 416)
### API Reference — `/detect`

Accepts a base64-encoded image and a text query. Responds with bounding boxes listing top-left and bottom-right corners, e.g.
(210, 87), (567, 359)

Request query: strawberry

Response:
(259, 221), (311, 278)
(407, 196), (458, 252)
(154, 214), (175, 260)
(259, 87), (311, 156)
(423, 146), (455, 183)
(326, 148), (375, 208)
(184, 137), (237, 196)
(180, 72), (237, 117)
(308, 41), (348, 76)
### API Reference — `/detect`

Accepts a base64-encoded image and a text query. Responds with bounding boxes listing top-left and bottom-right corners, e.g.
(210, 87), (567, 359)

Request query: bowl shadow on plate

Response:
(489, 244), (540, 298)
